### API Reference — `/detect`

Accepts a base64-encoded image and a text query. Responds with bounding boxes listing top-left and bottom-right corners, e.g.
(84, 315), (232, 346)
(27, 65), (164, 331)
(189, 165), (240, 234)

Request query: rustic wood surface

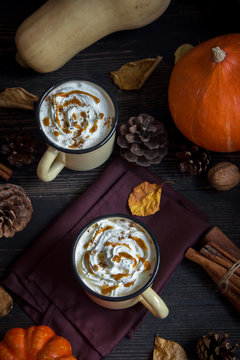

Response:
(0, 0), (239, 359)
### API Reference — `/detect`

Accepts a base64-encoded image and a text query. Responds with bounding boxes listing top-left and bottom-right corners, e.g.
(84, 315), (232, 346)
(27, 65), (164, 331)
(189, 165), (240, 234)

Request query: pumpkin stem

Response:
(212, 46), (226, 63)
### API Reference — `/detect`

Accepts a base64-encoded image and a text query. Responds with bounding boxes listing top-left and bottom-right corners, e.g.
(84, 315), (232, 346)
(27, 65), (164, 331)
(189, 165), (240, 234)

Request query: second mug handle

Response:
(37, 146), (65, 182)
(139, 287), (169, 319)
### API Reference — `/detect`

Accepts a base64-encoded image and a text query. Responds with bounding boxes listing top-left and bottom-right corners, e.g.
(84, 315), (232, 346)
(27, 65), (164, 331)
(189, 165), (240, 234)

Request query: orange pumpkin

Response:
(0, 325), (77, 360)
(168, 33), (240, 152)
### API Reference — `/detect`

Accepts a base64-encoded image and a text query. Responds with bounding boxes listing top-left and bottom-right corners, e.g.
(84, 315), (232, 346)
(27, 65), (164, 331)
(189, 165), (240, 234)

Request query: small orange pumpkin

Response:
(168, 33), (240, 152)
(0, 325), (77, 360)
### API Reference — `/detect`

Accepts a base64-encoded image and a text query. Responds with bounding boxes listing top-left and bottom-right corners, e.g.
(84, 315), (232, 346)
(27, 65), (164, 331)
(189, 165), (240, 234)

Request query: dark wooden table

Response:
(0, 0), (239, 359)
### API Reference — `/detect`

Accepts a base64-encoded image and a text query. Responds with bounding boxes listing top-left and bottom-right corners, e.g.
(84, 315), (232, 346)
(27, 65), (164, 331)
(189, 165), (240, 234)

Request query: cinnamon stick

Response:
(202, 226), (240, 259)
(186, 227), (240, 313)
(200, 244), (240, 276)
(185, 248), (240, 290)
(0, 163), (13, 181)
(204, 267), (240, 314)
(208, 241), (239, 263)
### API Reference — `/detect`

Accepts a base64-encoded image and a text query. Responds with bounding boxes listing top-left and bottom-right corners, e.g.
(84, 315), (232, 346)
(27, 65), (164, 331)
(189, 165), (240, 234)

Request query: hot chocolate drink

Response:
(74, 216), (157, 297)
(39, 80), (115, 150)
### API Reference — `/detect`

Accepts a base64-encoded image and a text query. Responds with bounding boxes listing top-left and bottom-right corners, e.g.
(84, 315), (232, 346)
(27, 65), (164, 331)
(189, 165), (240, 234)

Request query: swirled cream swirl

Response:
(39, 80), (115, 150)
(74, 217), (157, 297)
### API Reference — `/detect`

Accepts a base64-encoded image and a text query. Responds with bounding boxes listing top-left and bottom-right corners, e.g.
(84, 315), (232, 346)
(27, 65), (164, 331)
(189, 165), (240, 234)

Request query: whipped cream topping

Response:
(39, 80), (115, 150)
(74, 217), (157, 297)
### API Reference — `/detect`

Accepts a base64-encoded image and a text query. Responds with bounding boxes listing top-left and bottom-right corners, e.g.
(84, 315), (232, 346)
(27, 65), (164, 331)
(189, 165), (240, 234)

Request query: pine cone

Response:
(0, 184), (33, 238)
(1, 132), (37, 168)
(196, 332), (238, 360)
(176, 144), (211, 175)
(117, 113), (168, 167)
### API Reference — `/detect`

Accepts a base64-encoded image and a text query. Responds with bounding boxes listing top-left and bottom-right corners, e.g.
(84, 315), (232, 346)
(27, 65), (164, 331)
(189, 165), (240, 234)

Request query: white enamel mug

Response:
(35, 79), (118, 182)
(72, 214), (169, 319)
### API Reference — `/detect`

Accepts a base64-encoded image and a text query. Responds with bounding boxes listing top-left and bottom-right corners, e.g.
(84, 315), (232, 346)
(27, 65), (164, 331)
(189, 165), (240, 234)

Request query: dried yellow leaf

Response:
(128, 181), (162, 216)
(153, 336), (189, 360)
(110, 56), (162, 90)
(0, 87), (39, 110)
(174, 44), (194, 64)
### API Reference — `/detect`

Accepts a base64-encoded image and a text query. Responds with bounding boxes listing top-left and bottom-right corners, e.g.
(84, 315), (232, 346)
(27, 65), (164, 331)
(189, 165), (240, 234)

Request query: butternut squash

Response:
(15, 0), (171, 73)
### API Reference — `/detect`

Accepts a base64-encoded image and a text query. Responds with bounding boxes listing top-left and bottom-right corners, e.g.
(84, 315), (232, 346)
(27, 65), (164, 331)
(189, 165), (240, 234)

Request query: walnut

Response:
(208, 162), (240, 191)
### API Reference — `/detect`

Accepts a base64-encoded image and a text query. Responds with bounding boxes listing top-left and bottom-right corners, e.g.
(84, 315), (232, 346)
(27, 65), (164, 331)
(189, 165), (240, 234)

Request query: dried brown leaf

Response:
(153, 336), (189, 360)
(110, 56), (163, 90)
(128, 181), (162, 216)
(174, 44), (194, 64)
(0, 87), (39, 110)
(0, 285), (13, 318)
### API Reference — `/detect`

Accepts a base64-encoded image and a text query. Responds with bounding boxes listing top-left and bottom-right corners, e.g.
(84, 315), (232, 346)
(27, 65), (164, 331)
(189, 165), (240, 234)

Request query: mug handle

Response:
(139, 287), (169, 319)
(37, 146), (65, 182)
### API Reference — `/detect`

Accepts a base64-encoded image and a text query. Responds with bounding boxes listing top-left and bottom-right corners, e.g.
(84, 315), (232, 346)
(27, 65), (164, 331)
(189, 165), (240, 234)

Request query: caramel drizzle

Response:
(105, 241), (131, 250)
(54, 90), (100, 104)
(81, 111), (87, 119)
(101, 284), (119, 295)
(84, 251), (95, 275)
(97, 253), (107, 269)
(63, 97), (82, 107)
(43, 90), (102, 147)
(136, 255), (151, 271)
(72, 112), (84, 129)
(89, 112), (104, 134)
(83, 225), (151, 296)
(129, 235), (148, 252)
(69, 119), (89, 148)
(90, 118), (98, 133)
(113, 252), (137, 268)
(124, 280), (136, 288)
(69, 138), (85, 149)
(144, 261), (151, 271)
(55, 99), (86, 134)
(84, 225), (113, 249)
(111, 272), (129, 281)
(53, 130), (60, 137)
(43, 116), (50, 126)
(55, 105), (64, 128)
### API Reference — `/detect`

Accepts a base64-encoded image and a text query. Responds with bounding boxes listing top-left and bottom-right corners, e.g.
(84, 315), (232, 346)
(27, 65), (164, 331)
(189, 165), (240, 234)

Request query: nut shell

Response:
(208, 162), (240, 191)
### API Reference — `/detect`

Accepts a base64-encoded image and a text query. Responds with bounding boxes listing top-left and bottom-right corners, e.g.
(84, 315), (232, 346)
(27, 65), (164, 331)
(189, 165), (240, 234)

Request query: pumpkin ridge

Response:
(0, 342), (19, 360)
(36, 335), (73, 360)
(0, 326), (77, 360)
(27, 325), (56, 360)
(3, 328), (26, 359)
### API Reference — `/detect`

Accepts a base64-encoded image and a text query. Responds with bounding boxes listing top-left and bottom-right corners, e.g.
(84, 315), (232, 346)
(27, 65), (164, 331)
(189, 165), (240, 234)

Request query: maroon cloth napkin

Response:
(2, 157), (211, 360)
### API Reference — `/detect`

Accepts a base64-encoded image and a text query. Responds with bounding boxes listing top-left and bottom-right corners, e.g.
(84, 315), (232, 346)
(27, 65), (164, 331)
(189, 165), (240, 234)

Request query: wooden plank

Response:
(0, 0), (239, 359)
